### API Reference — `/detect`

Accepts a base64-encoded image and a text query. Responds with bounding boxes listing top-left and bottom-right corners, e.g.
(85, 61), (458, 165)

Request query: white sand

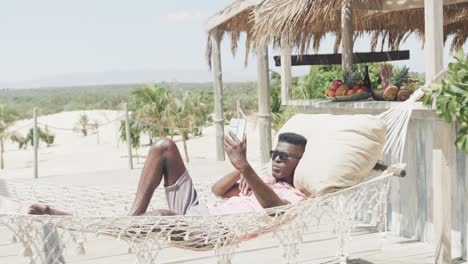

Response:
(1, 109), (265, 180)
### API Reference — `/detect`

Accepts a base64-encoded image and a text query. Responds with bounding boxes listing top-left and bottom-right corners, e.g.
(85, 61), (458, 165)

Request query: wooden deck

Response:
(1, 220), (462, 264)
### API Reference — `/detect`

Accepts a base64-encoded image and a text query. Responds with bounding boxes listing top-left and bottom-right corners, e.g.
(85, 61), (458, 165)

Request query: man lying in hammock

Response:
(28, 132), (307, 216)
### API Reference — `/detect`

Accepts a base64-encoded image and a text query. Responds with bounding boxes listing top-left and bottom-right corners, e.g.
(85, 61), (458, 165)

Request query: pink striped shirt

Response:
(206, 176), (306, 215)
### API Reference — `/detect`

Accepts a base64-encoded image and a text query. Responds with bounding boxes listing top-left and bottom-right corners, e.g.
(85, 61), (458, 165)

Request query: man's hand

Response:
(239, 175), (252, 195)
(224, 131), (248, 171)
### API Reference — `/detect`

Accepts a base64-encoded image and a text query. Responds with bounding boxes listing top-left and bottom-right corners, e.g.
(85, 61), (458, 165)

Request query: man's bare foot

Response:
(27, 204), (69, 215)
(28, 203), (51, 215)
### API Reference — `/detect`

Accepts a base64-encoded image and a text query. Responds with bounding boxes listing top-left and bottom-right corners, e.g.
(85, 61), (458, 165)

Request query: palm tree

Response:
(0, 104), (18, 169)
(79, 113), (89, 136)
(164, 93), (197, 163)
(130, 84), (171, 140)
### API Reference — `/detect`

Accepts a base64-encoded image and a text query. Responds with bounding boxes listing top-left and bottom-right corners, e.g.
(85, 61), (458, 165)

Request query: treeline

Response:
(0, 82), (258, 120)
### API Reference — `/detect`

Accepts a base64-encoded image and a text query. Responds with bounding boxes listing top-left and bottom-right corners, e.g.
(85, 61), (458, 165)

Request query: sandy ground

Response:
(0, 110), (452, 263)
(2, 109), (265, 180)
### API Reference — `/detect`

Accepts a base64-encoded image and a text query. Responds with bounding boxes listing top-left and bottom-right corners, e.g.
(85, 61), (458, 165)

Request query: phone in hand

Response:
(228, 118), (246, 142)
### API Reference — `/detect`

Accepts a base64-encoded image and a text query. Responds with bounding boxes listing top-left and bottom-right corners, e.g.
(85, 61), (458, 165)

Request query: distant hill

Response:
(0, 69), (257, 89)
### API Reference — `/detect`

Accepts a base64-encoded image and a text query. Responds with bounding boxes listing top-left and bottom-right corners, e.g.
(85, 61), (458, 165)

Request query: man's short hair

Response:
(278, 132), (307, 148)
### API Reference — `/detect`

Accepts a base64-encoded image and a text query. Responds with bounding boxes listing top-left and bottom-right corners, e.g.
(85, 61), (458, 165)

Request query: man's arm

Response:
(239, 163), (288, 208)
(224, 132), (287, 208)
(211, 170), (241, 198)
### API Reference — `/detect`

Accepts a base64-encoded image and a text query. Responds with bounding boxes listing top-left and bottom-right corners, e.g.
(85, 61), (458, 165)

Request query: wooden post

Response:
(124, 103), (133, 170)
(425, 0), (452, 262)
(96, 126), (100, 144)
(341, 0), (353, 81)
(211, 28), (225, 161)
(0, 138), (3, 170)
(33, 108), (38, 179)
(256, 44), (272, 164)
(280, 37), (292, 105)
(182, 133), (189, 163)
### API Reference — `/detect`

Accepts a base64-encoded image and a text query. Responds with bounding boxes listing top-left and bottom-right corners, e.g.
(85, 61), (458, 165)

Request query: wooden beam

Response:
(256, 44), (272, 164)
(341, 0), (353, 81)
(280, 38), (292, 105)
(210, 28), (225, 161)
(273, 51), (410, 66)
(425, 0), (452, 262)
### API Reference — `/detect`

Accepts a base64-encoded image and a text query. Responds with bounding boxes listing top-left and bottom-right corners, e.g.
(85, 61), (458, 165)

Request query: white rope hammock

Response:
(0, 67), (447, 264)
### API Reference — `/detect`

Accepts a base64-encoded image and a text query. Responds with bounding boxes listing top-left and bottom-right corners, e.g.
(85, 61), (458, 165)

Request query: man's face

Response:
(271, 141), (304, 180)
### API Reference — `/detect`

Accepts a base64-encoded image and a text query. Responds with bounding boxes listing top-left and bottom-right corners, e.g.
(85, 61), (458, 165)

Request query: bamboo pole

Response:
(256, 44), (272, 164)
(182, 133), (190, 163)
(0, 138), (4, 170)
(211, 28), (225, 161)
(124, 103), (133, 170)
(33, 108), (38, 179)
(280, 37), (292, 105)
(96, 123), (100, 145)
(341, 0), (353, 81)
(425, 0), (452, 262)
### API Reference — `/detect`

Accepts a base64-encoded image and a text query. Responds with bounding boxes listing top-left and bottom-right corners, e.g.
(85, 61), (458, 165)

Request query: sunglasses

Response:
(270, 150), (302, 161)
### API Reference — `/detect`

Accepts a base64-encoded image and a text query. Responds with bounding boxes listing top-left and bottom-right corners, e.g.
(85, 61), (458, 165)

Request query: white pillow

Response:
(276, 114), (386, 197)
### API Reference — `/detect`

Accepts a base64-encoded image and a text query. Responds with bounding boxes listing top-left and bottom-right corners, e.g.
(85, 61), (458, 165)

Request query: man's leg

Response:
(129, 138), (187, 216)
(27, 138), (187, 216)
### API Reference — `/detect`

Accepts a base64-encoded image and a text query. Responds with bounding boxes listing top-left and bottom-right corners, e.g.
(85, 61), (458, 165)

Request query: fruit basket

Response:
(325, 79), (371, 102)
(327, 91), (370, 102)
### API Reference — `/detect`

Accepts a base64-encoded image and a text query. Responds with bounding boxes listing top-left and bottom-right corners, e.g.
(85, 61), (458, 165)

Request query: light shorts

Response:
(164, 170), (200, 215)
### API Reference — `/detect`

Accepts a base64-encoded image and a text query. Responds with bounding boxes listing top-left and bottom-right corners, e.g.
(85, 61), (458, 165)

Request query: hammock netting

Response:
(0, 66), (442, 263)
(0, 167), (400, 264)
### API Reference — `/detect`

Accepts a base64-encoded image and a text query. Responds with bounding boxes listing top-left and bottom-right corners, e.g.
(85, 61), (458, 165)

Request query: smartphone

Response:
(228, 118), (246, 142)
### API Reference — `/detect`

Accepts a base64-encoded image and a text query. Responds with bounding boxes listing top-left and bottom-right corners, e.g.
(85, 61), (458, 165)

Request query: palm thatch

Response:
(206, 0), (468, 67)
(206, 0), (257, 68)
(253, 0), (468, 54)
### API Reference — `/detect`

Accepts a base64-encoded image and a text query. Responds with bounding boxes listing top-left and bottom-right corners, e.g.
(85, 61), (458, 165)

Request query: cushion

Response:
(276, 114), (386, 197)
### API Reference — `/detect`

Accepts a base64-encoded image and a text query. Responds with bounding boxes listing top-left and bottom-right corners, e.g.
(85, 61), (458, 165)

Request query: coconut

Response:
(371, 89), (384, 101)
(397, 89), (411, 101)
(383, 85), (399, 101)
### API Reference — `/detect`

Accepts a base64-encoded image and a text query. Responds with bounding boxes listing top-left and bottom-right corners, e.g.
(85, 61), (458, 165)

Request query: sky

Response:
(0, 0), (466, 87)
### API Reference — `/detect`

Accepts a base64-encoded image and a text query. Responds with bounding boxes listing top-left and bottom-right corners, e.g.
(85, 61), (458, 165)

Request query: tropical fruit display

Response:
(325, 69), (370, 102)
(371, 64), (417, 102)
(325, 64), (419, 102)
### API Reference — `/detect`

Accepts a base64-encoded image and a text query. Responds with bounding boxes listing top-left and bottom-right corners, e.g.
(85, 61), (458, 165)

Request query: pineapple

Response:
(383, 65), (410, 101)
(392, 66), (410, 88)
(386, 66), (410, 101)
(336, 68), (353, 96)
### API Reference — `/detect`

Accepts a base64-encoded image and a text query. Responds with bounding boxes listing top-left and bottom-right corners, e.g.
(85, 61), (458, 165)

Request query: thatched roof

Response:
(205, 0), (258, 67)
(206, 0), (468, 67)
(253, 0), (468, 54)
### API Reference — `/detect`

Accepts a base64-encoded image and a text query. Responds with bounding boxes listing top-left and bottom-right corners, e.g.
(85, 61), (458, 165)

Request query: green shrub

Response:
(423, 49), (468, 153)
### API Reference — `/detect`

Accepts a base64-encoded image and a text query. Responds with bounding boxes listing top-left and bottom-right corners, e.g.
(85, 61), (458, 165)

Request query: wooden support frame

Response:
(210, 28), (225, 161)
(273, 51), (410, 66)
(256, 45), (272, 164)
(280, 38), (292, 105)
(425, 0), (453, 262)
(341, 0), (353, 81)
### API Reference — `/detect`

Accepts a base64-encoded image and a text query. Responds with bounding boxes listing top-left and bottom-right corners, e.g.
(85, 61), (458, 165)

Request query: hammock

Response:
(0, 67), (445, 264)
